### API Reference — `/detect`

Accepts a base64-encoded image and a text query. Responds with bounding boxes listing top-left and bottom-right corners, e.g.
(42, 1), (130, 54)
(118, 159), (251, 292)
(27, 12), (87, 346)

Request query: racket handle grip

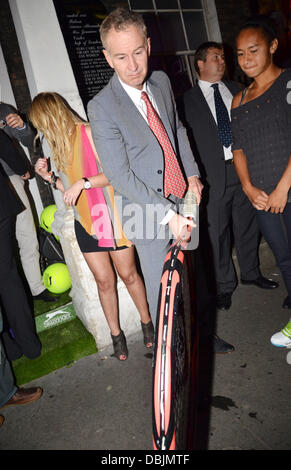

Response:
(183, 190), (198, 220)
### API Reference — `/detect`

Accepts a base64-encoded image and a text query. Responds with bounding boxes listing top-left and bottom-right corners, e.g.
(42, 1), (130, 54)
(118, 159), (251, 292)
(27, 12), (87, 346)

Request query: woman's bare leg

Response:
(82, 251), (121, 331)
(110, 247), (153, 346)
(82, 250), (127, 360)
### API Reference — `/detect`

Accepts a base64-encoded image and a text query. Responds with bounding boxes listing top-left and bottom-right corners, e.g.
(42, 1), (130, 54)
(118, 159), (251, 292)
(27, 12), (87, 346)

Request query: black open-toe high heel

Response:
(111, 330), (128, 361)
(141, 320), (154, 348)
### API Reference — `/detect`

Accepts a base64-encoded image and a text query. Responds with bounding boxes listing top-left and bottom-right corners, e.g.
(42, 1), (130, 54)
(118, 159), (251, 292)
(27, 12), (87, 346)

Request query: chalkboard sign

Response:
(53, 0), (114, 110)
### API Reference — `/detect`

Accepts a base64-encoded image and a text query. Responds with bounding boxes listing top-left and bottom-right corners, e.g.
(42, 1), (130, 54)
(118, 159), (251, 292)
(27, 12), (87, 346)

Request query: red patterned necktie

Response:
(141, 91), (186, 199)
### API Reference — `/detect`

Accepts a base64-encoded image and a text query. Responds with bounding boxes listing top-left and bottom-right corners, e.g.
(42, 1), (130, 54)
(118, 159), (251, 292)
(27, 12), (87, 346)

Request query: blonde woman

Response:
(30, 92), (154, 360)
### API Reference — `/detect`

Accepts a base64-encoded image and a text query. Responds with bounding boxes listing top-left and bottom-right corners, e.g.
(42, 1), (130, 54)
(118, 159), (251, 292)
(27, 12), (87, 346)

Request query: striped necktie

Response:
(141, 91), (186, 199)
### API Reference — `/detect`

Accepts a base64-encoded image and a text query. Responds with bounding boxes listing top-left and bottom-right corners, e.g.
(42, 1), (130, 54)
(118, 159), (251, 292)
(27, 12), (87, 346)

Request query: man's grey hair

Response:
(100, 7), (147, 50)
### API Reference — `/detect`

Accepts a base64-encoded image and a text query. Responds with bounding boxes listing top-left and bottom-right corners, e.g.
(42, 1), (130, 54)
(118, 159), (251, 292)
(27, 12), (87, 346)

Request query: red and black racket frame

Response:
(152, 243), (198, 450)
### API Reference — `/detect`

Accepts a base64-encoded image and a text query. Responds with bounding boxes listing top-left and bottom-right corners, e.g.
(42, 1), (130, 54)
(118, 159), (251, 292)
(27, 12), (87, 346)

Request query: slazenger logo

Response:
(43, 310), (73, 327)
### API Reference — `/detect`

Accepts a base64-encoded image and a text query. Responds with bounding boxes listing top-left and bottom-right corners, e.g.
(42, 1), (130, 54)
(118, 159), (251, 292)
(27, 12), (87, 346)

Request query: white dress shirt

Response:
(198, 79), (233, 161)
(118, 78), (160, 122)
(118, 77), (175, 224)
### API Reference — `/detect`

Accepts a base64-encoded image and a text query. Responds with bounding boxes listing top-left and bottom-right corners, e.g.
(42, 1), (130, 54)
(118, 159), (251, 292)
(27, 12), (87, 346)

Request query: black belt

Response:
(225, 159), (234, 165)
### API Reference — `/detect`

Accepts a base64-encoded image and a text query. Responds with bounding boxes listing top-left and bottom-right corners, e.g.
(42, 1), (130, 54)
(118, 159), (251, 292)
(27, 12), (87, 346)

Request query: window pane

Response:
(183, 12), (207, 50)
(159, 13), (186, 51)
(180, 0), (202, 8)
(129, 0), (153, 9)
(155, 0), (178, 9)
(163, 55), (192, 96)
(143, 12), (162, 54)
(102, 0), (128, 10)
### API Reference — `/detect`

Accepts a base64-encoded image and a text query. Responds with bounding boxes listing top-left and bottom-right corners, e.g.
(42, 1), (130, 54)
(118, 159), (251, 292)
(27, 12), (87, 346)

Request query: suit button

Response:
(157, 188), (162, 192)
(157, 170), (162, 174)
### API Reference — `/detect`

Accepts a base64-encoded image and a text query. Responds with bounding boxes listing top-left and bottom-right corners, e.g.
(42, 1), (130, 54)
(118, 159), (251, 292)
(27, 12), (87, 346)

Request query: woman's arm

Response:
(63, 173), (109, 206)
(35, 155), (109, 206)
(233, 149), (268, 210)
(63, 126), (109, 206)
(264, 155), (291, 213)
(62, 124), (110, 206)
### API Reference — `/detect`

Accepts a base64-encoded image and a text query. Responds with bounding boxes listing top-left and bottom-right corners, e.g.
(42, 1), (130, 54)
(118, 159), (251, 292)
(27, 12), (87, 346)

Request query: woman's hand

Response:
(264, 187), (288, 214)
(265, 157), (291, 213)
(34, 158), (50, 182)
(63, 179), (84, 206)
(243, 184), (269, 210)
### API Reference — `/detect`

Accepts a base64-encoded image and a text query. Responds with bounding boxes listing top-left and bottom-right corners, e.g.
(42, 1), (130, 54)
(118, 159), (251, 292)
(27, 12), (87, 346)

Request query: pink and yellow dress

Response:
(60, 123), (131, 252)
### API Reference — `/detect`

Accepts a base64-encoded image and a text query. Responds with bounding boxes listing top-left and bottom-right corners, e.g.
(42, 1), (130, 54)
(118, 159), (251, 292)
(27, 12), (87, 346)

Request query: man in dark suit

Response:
(183, 42), (278, 312)
(0, 129), (42, 361)
(0, 305), (42, 426)
(88, 8), (203, 325)
(0, 103), (57, 302)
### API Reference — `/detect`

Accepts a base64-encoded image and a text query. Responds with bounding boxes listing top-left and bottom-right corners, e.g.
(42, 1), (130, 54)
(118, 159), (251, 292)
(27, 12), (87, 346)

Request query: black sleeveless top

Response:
(231, 69), (291, 198)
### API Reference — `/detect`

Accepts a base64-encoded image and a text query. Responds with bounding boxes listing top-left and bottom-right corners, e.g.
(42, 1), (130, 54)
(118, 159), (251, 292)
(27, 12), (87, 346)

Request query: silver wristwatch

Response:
(82, 177), (91, 190)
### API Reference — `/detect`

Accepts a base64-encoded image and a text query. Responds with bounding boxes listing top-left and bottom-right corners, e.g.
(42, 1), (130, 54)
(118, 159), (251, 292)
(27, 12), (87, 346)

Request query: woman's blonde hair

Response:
(29, 92), (84, 171)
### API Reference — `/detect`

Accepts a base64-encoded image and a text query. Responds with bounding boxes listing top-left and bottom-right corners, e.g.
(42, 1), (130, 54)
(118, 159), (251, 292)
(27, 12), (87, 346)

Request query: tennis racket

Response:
(152, 191), (199, 450)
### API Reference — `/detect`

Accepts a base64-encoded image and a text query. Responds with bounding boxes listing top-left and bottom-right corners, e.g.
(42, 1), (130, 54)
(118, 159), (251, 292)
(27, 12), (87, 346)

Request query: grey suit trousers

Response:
(135, 227), (172, 326)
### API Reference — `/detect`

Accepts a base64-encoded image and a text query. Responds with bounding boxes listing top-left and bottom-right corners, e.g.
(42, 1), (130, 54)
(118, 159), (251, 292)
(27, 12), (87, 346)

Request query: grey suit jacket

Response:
(88, 71), (199, 244)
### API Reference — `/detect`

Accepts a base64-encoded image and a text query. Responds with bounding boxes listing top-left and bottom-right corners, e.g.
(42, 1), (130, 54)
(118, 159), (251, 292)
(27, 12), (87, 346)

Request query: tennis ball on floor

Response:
(40, 204), (57, 233)
(42, 263), (71, 294)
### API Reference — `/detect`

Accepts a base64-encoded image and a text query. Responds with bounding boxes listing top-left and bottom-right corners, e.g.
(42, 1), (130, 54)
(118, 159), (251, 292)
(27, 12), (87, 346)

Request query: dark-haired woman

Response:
(231, 20), (291, 348)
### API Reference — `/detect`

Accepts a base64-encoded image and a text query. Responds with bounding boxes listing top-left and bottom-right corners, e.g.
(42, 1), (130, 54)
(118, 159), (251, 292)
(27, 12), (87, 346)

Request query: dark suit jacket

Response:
(0, 102), (34, 177)
(0, 130), (28, 222)
(183, 81), (241, 201)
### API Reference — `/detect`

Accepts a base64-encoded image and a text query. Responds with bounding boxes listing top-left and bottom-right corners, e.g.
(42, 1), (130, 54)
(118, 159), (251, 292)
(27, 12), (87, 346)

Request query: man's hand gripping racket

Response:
(176, 189), (199, 250)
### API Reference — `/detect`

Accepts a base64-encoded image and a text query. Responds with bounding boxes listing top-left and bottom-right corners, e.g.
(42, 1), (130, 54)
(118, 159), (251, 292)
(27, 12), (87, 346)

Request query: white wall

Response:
(9, 0), (86, 119)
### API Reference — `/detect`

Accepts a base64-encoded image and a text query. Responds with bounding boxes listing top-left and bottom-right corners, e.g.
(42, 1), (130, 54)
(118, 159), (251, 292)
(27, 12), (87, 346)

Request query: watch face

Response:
(83, 178), (91, 189)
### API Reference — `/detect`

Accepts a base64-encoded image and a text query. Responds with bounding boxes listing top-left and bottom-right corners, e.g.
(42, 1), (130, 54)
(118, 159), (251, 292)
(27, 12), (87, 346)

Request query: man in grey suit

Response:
(183, 42), (278, 313)
(88, 8), (203, 324)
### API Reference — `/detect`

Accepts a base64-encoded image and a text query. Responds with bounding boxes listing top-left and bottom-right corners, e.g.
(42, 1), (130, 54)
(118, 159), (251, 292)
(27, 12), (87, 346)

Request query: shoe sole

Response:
(217, 305), (231, 311)
(215, 349), (235, 354)
(0, 388), (43, 409)
(270, 341), (291, 348)
(241, 280), (278, 289)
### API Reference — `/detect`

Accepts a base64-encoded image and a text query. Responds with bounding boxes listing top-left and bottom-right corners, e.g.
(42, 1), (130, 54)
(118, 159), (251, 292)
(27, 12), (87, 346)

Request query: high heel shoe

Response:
(111, 330), (128, 361)
(141, 320), (154, 348)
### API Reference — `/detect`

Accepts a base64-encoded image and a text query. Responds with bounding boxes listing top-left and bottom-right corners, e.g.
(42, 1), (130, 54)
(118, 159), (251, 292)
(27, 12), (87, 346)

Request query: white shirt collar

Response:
(198, 79), (225, 92)
(118, 76), (149, 103)
(117, 76), (160, 120)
